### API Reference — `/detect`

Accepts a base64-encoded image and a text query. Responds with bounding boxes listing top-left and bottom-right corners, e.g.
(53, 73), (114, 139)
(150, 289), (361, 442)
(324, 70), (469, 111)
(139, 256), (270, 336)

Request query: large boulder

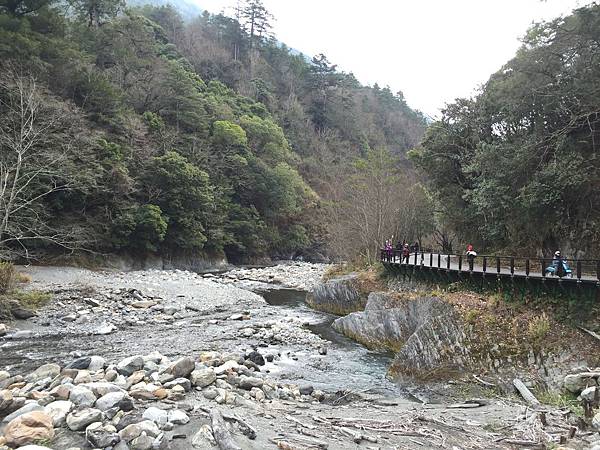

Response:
(307, 274), (368, 315)
(165, 357), (195, 378)
(81, 382), (126, 397)
(142, 406), (168, 426)
(3, 411), (55, 448)
(0, 389), (13, 414)
(564, 372), (600, 394)
(86, 421), (120, 448)
(69, 385), (96, 407)
(190, 368), (216, 388)
(2, 402), (44, 423)
(65, 356), (92, 370)
(25, 364), (60, 383)
(44, 400), (73, 427)
(333, 295), (469, 379)
(95, 391), (131, 411)
(116, 356), (144, 376)
(66, 407), (103, 431)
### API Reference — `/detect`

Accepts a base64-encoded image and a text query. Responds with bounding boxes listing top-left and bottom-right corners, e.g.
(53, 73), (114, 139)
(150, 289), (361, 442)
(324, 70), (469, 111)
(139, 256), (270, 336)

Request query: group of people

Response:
(383, 239), (573, 278)
(383, 238), (421, 263)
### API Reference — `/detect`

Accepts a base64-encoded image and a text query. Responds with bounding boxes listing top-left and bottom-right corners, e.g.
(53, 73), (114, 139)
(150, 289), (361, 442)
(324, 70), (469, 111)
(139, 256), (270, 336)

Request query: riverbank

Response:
(0, 263), (598, 449)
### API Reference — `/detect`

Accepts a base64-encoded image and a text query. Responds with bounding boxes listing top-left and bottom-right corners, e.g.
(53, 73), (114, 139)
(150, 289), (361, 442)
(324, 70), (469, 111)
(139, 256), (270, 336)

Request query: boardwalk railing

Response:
(380, 249), (600, 283)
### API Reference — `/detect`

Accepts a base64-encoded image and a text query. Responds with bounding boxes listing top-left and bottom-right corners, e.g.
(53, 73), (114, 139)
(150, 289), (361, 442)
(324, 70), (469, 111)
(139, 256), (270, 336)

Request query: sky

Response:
(194, 0), (590, 118)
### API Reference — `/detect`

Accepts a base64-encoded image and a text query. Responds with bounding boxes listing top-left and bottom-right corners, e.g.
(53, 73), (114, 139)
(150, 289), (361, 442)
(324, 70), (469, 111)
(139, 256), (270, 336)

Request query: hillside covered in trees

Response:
(0, 0), (426, 264)
(410, 3), (600, 258)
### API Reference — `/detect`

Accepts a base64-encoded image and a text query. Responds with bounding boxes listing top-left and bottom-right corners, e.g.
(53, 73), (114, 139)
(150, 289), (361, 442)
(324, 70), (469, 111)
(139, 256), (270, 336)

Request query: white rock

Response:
(74, 370), (92, 384)
(167, 409), (189, 425)
(136, 419), (161, 437)
(69, 385), (96, 407)
(81, 382), (125, 397)
(94, 322), (117, 335)
(88, 356), (106, 371)
(190, 368), (216, 388)
(44, 400), (73, 426)
(142, 406), (168, 425)
(95, 391), (129, 411)
(214, 360), (239, 375)
(580, 386), (598, 402)
(66, 408), (103, 431)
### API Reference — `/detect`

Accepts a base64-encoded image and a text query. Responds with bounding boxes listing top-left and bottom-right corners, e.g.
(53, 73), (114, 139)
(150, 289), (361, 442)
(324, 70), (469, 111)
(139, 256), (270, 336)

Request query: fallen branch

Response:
(200, 406), (256, 439)
(269, 436), (328, 449)
(448, 399), (487, 409)
(472, 374), (496, 387)
(579, 327), (600, 343)
(286, 414), (317, 430)
(513, 378), (540, 406)
(333, 425), (378, 443)
(210, 409), (241, 450)
(503, 439), (545, 448)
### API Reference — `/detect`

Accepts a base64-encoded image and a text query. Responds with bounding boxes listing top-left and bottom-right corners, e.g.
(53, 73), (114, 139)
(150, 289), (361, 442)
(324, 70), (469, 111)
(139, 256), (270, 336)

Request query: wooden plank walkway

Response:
(381, 251), (600, 286)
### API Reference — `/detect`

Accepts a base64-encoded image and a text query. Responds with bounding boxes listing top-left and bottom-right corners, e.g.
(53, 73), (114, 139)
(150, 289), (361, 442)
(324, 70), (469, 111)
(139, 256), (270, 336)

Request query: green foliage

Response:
(145, 151), (214, 250)
(113, 205), (168, 252)
(12, 289), (51, 309)
(412, 3), (600, 256)
(212, 120), (248, 148)
(0, 0), (426, 264)
(240, 114), (289, 161)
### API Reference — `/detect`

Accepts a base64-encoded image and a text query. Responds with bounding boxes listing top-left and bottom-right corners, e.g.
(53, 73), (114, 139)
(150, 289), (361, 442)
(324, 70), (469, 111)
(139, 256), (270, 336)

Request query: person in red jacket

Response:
(466, 244), (477, 271)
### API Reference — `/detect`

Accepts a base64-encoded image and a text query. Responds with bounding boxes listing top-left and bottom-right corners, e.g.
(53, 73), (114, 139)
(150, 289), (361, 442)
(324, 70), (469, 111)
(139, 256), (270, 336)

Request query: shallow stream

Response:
(0, 282), (404, 399)
(259, 288), (400, 397)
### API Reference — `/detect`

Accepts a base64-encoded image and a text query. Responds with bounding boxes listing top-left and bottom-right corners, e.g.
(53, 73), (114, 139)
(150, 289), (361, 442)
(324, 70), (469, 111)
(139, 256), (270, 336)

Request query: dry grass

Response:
(0, 262), (15, 294)
(528, 313), (551, 345)
(15, 272), (32, 283)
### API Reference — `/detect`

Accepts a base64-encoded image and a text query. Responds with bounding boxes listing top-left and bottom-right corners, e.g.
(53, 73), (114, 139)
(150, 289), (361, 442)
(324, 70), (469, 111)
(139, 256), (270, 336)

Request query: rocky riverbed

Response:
(0, 263), (598, 449)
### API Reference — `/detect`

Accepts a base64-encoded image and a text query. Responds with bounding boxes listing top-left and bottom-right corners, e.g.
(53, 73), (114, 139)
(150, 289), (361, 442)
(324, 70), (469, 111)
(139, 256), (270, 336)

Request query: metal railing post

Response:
(447, 254), (451, 270)
(437, 253), (441, 268)
(429, 252), (433, 267)
(510, 257), (515, 275)
(542, 259), (546, 277)
(458, 255), (462, 271)
(525, 259), (530, 276)
(482, 256), (487, 273)
(496, 257), (501, 274)
(576, 261), (582, 280)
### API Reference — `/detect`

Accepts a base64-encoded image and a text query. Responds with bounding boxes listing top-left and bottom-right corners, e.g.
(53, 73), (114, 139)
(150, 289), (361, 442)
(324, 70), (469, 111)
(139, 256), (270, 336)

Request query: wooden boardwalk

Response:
(381, 250), (600, 287)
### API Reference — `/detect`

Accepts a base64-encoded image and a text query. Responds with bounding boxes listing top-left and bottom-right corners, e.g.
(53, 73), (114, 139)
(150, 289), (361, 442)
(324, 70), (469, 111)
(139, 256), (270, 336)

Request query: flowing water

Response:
(1, 283), (404, 399)
(259, 288), (401, 397)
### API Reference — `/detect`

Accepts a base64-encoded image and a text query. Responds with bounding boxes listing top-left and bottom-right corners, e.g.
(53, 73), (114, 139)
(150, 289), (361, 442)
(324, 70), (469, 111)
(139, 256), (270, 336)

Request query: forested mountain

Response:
(0, 0), (426, 264)
(410, 3), (600, 258)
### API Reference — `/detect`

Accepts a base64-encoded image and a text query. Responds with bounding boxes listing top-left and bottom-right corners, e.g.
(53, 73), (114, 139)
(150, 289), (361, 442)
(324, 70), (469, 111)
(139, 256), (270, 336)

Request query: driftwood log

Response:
(211, 409), (242, 450)
(513, 378), (540, 406)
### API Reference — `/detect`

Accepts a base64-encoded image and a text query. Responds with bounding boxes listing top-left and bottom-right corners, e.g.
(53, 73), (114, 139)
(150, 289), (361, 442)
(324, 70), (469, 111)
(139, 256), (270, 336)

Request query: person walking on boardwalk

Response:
(385, 240), (393, 261)
(466, 244), (477, 271)
(401, 243), (410, 264)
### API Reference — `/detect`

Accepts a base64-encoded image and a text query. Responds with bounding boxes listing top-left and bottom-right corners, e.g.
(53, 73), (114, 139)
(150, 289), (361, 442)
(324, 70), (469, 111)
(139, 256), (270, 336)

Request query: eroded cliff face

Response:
(315, 283), (596, 387)
(332, 294), (469, 379)
(306, 274), (368, 315)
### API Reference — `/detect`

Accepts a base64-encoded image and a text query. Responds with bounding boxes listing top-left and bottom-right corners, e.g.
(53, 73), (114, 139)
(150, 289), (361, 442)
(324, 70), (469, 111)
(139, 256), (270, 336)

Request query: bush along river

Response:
(0, 263), (592, 449)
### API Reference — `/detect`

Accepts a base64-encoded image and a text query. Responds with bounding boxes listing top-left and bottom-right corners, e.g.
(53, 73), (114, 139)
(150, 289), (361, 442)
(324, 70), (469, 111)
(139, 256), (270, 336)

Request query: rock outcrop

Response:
(333, 293), (469, 379)
(307, 274), (368, 315)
